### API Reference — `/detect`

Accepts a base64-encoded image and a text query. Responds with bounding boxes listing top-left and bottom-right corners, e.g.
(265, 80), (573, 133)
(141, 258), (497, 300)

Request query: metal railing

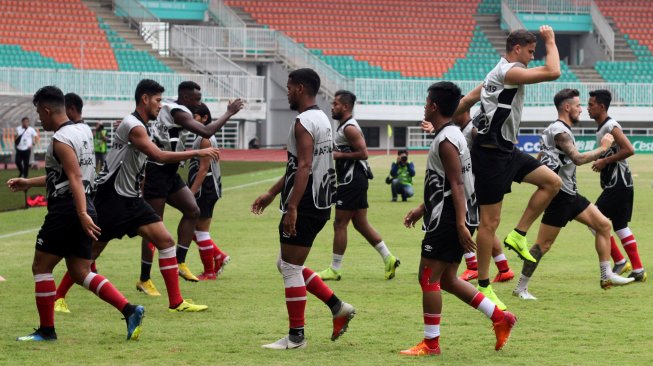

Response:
(501, 0), (527, 31)
(113, 0), (169, 54)
(174, 25), (277, 60)
(352, 78), (653, 107)
(505, 0), (591, 14)
(0, 67), (264, 102)
(170, 26), (251, 75)
(590, 0), (615, 61)
(208, 0), (246, 28)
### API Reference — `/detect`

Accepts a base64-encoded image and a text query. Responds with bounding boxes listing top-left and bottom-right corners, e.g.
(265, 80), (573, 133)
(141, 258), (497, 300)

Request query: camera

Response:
(400, 155), (408, 162)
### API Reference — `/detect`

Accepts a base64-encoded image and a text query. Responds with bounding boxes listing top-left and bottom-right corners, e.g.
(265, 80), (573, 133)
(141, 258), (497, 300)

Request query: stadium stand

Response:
(0, 0), (170, 72)
(594, 0), (653, 83)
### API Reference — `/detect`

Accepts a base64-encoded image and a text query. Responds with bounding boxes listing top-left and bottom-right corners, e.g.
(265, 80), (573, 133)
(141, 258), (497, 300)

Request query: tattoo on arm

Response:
(555, 132), (602, 166)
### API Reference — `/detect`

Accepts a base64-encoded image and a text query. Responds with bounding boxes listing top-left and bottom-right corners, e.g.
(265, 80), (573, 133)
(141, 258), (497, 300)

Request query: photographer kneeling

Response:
(387, 149), (415, 202)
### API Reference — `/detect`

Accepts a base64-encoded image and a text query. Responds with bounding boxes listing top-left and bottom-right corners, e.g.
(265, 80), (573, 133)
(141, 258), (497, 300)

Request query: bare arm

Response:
(505, 25), (561, 85)
(440, 140), (475, 253)
(454, 84), (482, 116)
(592, 127), (634, 172)
(189, 138), (212, 195)
(334, 125), (368, 160)
(129, 125), (219, 163)
(251, 175), (285, 214)
(403, 203), (425, 228)
(54, 140), (101, 241)
(555, 131), (611, 166)
(282, 121), (314, 236)
(7, 175), (46, 191)
(174, 100), (244, 138)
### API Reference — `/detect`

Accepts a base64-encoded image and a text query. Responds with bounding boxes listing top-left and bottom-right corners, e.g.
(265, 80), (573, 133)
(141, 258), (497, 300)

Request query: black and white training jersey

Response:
(539, 120), (577, 195)
(596, 117), (633, 189)
(96, 112), (149, 197)
(280, 106), (336, 219)
(461, 119), (475, 149)
(423, 123), (478, 232)
(334, 118), (371, 186)
(474, 58), (526, 151)
(188, 135), (221, 198)
(45, 121), (95, 211)
(149, 101), (191, 161)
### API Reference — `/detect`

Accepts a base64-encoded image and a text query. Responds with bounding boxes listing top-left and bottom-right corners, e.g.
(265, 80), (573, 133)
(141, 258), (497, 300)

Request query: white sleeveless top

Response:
(539, 120), (577, 195)
(188, 135), (221, 197)
(149, 100), (191, 162)
(596, 117), (633, 189)
(334, 117), (371, 186)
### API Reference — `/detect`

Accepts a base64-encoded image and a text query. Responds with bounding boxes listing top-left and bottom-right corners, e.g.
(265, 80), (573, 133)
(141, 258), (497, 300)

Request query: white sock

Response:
(515, 274), (530, 292)
(600, 261), (612, 280)
(493, 253), (507, 263)
(615, 258), (626, 265)
(331, 253), (344, 270)
(374, 241), (391, 259)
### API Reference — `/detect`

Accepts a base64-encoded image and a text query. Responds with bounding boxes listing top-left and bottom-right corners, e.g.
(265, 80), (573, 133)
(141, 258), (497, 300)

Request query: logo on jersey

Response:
(423, 244), (433, 252)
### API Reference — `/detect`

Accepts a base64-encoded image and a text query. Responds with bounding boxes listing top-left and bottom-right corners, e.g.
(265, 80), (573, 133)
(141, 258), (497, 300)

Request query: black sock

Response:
(478, 278), (490, 288)
(121, 303), (137, 319)
(514, 228), (527, 237)
(289, 327), (304, 342)
(140, 262), (152, 282)
(176, 245), (189, 263)
(326, 294), (342, 315)
(38, 326), (56, 336)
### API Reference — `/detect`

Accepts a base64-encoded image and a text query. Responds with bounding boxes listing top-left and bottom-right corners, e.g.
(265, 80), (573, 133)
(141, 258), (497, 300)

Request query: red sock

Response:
(493, 254), (510, 272)
(34, 274), (56, 328)
(423, 313), (440, 349)
(211, 240), (226, 258)
(302, 267), (334, 303)
(285, 286), (306, 328)
(148, 242), (156, 255)
(464, 253), (478, 270)
(610, 236), (625, 263)
(55, 271), (74, 300)
(470, 292), (503, 322)
(618, 228), (643, 270)
(91, 261), (97, 273)
(197, 239), (215, 273)
(83, 273), (128, 311)
(158, 247), (183, 307)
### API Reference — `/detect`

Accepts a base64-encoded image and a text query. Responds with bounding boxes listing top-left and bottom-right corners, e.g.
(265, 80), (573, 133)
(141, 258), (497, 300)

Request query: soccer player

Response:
(425, 111), (515, 283)
(137, 81), (243, 294)
(316, 90), (399, 281)
(453, 26), (563, 309)
(64, 92), (84, 124)
(187, 103), (230, 280)
(512, 89), (634, 300)
(8, 86), (144, 341)
(400, 82), (515, 356)
(54, 79), (217, 313)
(251, 68), (356, 350)
(587, 89), (647, 282)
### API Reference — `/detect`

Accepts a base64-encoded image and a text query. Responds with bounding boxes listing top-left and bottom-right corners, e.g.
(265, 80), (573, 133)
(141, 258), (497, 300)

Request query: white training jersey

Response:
(423, 123), (478, 232)
(45, 121), (95, 203)
(539, 120), (577, 195)
(596, 117), (633, 189)
(475, 58), (526, 151)
(461, 119), (475, 149)
(149, 100), (191, 161)
(96, 113), (149, 198)
(15, 126), (38, 151)
(334, 117), (371, 186)
(280, 106), (336, 217)
(188, 135), (221, 198)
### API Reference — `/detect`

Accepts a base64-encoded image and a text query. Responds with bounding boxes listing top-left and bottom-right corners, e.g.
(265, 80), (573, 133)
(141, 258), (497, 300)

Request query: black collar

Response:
(305, 105), (320, 111)
(596, 116), (612, 131)
(433, 122), (455, 137)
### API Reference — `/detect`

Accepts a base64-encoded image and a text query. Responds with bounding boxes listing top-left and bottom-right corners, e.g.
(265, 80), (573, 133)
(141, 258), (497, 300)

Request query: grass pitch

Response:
(0, 154), (651, 365)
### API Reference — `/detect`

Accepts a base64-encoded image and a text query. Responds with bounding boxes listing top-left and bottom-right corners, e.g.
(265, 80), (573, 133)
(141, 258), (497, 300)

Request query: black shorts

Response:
(541, 191), (591, 228)
(36, 211), (95, 260)
(421, 224), (476, 263)
(95, 188), (161, 242)
(144, 162), (186, 200)
(279, 213), (328, 247)
(335, 183), (369, 211)
(471, 146), (542, 205)
(195, 188), (219, 219)
(596, 187), (633, 230)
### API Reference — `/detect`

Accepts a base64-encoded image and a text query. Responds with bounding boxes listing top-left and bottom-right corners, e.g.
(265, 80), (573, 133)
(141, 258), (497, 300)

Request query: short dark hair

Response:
(554, 88), (580, 110)
(334, 90), (357, 108)
(288, 68), (320, 97)
(178, 81), (201, 96)
(21, 117), (29, 122)
(134, 79), (164, 103)
(194, 103), (212, 122)
(589, 89), (612, 110)
(506, 29), (537, 53)
(33, 85), (65, 109)
(427, 81), (461, 118)
(397, 149), (408, 156)
(64, 92), (83, 113)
